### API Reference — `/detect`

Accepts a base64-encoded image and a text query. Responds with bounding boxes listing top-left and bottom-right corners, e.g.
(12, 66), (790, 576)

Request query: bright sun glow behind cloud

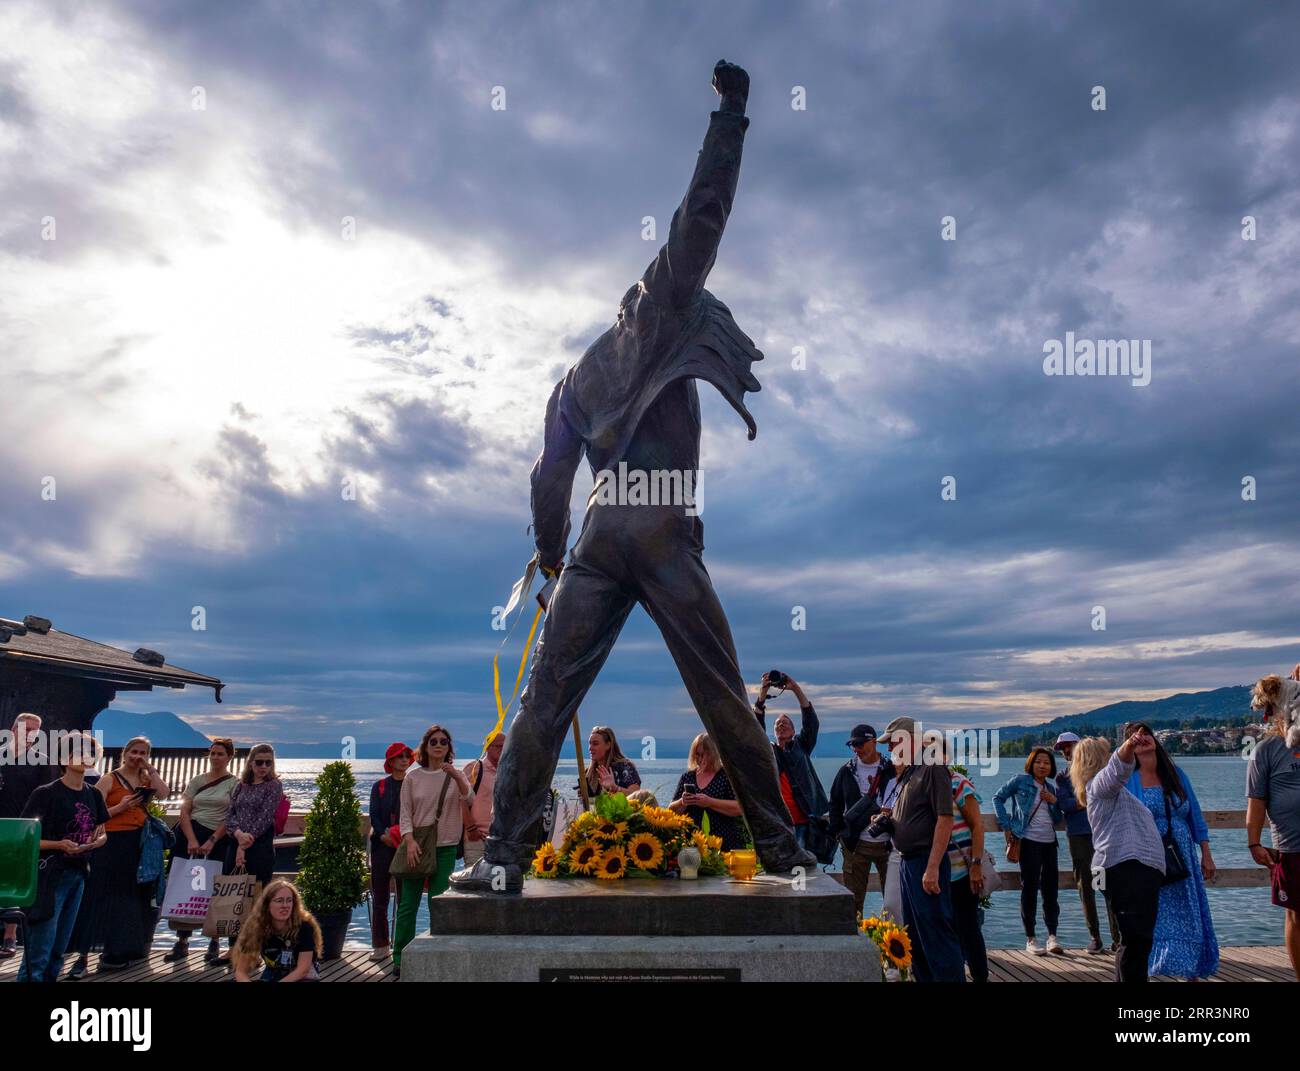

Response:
(2, 3), (609, 572)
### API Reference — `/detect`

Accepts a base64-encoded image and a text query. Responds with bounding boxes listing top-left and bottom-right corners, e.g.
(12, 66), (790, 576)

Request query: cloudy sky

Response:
(3, 1), (1299, 752)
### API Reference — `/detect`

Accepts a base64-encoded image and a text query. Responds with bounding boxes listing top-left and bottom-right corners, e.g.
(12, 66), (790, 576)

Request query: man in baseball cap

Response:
(828, 724), (894, 917)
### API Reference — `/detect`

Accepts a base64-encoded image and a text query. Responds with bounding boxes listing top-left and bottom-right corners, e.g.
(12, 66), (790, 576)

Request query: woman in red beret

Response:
(367, 742), (412, 961)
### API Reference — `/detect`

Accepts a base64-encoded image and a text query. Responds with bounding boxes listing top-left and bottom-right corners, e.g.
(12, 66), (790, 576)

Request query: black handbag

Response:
(1159, 790), (1190, 886)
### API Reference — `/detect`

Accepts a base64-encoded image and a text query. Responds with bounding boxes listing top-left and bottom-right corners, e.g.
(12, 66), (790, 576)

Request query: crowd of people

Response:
(2, 662), (1298, 984)
(1, 723), (290, 983)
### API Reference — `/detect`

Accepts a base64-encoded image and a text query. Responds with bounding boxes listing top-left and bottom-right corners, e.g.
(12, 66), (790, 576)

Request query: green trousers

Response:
(392, 845), (458, 968)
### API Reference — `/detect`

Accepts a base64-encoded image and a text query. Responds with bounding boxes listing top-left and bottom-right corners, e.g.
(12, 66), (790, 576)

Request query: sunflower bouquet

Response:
(859, 914), (912, 979)
(530, 792), (727, 880)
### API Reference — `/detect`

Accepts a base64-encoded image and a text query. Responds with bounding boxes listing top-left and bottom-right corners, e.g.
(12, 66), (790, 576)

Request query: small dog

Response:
(1251, 674), (1300, 749)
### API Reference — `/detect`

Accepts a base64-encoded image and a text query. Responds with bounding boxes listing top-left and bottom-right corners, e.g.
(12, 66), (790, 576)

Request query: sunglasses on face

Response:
(253, 759), (273, 767)
(429, 738), (450, 746)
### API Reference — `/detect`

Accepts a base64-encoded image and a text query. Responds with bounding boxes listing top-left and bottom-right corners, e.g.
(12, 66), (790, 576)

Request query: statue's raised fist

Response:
(711, 59), (749, 102)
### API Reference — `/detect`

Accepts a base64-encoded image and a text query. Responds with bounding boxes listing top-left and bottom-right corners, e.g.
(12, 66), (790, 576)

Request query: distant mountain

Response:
(997, 686), (1254, 742)
(94, 709), (213, 748)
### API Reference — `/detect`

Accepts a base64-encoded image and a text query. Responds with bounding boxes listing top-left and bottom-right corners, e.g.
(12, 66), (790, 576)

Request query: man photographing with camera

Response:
(755, 671), (830, 857)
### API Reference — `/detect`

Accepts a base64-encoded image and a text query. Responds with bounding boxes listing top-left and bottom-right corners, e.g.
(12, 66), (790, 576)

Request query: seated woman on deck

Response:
(233, 880), (321, 983)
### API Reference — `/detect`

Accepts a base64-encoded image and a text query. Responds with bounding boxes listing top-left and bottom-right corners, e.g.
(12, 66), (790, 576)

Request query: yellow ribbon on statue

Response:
(487, 603), (543, 749)
(484, 558), (547, 749)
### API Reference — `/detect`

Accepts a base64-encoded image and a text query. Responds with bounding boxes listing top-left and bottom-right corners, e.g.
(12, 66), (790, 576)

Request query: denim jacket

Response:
(992, 773), (1063, 839)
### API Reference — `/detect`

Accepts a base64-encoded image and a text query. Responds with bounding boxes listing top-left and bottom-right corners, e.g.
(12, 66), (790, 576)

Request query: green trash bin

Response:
(0, 818), (40, 909)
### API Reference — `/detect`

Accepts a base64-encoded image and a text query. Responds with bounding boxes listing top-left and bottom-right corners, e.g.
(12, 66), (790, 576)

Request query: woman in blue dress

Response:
(1123, 722), (1219, 979)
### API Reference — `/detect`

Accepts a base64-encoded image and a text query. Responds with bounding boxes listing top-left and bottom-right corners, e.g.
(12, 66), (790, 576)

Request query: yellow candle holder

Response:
(723, 848), (758, 880)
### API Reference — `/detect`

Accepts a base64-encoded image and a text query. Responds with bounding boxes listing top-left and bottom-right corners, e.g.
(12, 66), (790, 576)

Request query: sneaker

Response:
(96, 958), (129, 973)
(1110, 939), (1121, 954)
(1046, 935), (1065, 955)
(392, 965), (401, 981)
(67, 958), (88, 981)
(163, 942), (190, 962)
(204, 941), (223, 965)
(0, 937), (17, 959)
(1026, 937), (1047, 956)
(1086, 937), (1104, 955)
(369, 946), (390, 962)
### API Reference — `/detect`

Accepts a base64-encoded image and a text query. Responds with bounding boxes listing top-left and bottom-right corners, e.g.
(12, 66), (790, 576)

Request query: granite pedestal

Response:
(401, 870), (880, 982)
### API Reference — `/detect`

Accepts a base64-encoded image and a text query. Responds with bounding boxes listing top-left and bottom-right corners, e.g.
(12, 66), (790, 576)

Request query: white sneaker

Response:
(1046, 935), (1066, 955)
(369, 946), (390, 962)
(1026, 937), (1047, 956)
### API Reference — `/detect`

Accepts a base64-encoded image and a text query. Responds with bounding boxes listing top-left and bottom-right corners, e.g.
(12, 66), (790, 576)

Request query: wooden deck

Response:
(0, 946), (393, 983)
(1, 944), (1290, 983)
(984, 944), (1293, 983)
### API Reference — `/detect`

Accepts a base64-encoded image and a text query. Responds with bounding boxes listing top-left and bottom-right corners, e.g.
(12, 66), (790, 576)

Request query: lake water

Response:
(159, 753), (1281, 951)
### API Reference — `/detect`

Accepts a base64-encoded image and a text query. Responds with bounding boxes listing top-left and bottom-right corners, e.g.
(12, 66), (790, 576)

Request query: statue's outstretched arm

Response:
(639, 60), (750, 309)
(528, 380), (583, 572)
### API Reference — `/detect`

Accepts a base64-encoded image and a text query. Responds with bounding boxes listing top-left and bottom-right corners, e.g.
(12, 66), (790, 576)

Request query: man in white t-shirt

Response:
(828, 724), (895, 917)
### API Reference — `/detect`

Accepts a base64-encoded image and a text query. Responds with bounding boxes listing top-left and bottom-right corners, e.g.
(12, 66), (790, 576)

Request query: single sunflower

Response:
(595, 846), (627, 880)
(626, 832), (664, 870)
(884, 926), (912, 969)
(592, 819), (628, 843)
(532, 842), (559, 878)
(569, 839), (601, 874)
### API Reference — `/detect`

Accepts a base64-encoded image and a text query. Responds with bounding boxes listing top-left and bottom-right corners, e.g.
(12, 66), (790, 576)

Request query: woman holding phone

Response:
(67, 736), (169, 978)
(669, 733), (746, 850)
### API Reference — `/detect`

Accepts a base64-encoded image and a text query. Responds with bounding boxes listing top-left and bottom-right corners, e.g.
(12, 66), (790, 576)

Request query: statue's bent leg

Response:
(638, 545), (810, 874)
(484, 559), (635, 868)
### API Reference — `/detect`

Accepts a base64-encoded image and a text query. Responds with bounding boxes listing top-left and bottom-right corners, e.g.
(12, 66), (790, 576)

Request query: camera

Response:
(767, 669), (788, 688)
(865, 812), (894, 840)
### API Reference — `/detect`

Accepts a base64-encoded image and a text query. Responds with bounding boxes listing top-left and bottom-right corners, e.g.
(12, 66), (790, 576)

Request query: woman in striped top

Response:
(948, 763), (988, 982)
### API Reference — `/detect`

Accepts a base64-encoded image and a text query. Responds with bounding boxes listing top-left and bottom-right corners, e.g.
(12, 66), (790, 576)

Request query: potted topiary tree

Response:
(296, 760), (368, 961)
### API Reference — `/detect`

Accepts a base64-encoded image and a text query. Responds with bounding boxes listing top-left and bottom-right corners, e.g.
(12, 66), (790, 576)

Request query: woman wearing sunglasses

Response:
(223, 743), (284, 889)
(391, 724), (473, 977)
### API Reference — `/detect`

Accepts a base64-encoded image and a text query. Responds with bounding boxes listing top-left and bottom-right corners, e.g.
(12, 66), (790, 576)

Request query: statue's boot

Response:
(447, 857), (523, 894)
(760, 846), (819, 876)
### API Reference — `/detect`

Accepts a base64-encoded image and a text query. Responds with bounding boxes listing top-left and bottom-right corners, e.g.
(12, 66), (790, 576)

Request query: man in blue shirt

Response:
(1054, 732), (1119, 954)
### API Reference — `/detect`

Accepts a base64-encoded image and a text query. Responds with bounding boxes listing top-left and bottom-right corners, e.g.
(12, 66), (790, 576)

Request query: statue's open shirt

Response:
(530, 109), (764, 566)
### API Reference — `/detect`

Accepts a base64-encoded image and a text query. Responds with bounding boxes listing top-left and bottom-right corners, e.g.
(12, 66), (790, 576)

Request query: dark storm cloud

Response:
(6, 1), (1300, 743)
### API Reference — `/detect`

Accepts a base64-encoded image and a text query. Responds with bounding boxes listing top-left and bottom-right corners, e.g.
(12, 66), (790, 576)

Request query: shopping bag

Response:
(161, 857), (224, 927)
(201, 868), (262, 940)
